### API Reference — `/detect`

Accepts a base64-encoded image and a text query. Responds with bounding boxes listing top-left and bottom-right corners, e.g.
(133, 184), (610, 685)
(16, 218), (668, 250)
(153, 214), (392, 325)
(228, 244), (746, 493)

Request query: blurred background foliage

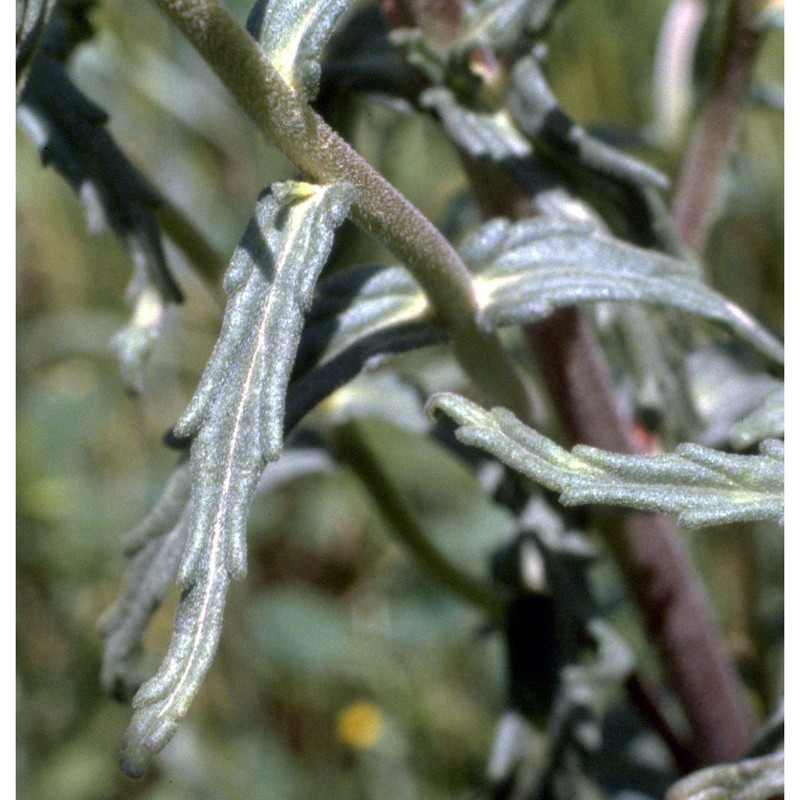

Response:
(17, 0), (782, 798)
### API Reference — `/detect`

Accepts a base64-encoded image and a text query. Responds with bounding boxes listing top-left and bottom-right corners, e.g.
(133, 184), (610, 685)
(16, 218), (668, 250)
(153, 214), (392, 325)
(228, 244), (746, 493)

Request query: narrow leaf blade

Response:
(428, 393), (784, 528)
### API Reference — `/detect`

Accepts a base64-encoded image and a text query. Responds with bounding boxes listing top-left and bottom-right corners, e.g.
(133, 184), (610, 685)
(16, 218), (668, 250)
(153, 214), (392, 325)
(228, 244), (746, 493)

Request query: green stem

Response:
(333, 419), (504, 619)
(156, 197), (226, 300)
(151, 0), (536, 423)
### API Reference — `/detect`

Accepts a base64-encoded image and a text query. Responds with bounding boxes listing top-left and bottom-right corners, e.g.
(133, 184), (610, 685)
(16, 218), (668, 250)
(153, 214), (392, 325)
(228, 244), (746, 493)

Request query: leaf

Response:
(666, 751), (784, 800)
(509, 54), (669, 193)
(119, 536), (229, 778)
(173, 180), (352, 582)
(428, 393), (784, 528)
(247, 0), (354, 100)
(460, 0), (564, 50)
(116, 181), (351, 776)
(99, 462), (192, 703)
(17, 10), (182, 389)
(461, 217), (785, 364)
(729, 387), (784, 451)
(686, 346), (784, 447)
(420, 87), (533, 161)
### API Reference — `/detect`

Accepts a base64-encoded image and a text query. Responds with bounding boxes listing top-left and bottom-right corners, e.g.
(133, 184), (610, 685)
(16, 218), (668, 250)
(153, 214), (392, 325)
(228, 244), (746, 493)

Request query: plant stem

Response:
(156, 196), (226, 288)
(457, 141), (753, 764)
(151, 0), (537, 423)
(333, 419), (505, 619)
(524, 308), (754, 764)
(671, 0), (763, 253)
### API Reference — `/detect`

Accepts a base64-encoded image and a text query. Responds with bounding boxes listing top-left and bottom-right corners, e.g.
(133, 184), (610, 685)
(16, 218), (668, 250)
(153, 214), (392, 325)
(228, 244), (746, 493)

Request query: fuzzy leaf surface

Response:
(247, 0), (353, 99)
(420, 87), (532, 161)
(117, 181), (351, 776)
(462, 217), (784, 364)
(99, 463), (192, 702)
(173, 180), (352, 583)
(730, 387), (784, 451)
(428, 393), (784, 528)
(666, 751), (784, 800)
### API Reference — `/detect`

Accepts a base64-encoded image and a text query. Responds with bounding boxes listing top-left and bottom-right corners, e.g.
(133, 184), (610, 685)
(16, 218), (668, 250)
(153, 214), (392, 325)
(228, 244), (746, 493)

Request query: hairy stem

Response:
(151, 0), (536, 423)
(671, 0), (763, 253)
(333, 419), (504, 618)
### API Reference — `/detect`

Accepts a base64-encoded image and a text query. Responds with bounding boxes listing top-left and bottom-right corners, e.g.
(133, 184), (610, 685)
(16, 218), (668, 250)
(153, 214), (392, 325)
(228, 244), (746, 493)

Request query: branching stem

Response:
(151, 0), (537, 423)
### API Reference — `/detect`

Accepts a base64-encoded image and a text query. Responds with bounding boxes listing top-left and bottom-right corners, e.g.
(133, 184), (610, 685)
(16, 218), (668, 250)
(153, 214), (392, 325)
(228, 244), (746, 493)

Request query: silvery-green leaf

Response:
(509, 54), (669, 193)
(99, 462), (192, 701)
(666, 751), (784, 800)
(109, 285), (170, 394)
(173, 180), (352, 586)
(420, 87), (532, 161)
(428, 393), (784, 528)
(119, 534), (229, 778)
(115, 181), (351, 777)
(730, 387), (784, 451)
(298, 263), (432, 369)
(247, 0), (354, 100)
(461, 217), (784, 364)
(686, 346), (784, 447)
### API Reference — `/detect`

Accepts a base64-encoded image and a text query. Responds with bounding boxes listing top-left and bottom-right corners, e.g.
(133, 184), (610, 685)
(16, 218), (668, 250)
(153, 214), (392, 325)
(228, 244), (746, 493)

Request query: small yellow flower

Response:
(335, 701), (384, 750)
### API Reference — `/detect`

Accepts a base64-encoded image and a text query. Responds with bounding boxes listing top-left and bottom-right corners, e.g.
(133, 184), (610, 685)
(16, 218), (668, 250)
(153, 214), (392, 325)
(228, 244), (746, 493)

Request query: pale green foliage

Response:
(730, 387), (784, 450)
(117, 180), (352, 777)
(428, 393), (784, 528)
(463, 217), (784, 364)
(247, 0), (354, 99)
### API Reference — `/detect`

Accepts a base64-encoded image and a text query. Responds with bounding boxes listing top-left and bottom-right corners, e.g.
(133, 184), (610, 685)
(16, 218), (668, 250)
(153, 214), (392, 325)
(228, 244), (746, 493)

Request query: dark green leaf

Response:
(17, 15), (182, 389)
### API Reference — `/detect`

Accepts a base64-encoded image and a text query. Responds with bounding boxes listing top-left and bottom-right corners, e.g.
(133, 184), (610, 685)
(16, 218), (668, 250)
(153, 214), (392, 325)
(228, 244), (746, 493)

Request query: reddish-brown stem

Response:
(525, 309), (754, 764)
(671, 0), (763, 253)
(387, 0), (755, 767)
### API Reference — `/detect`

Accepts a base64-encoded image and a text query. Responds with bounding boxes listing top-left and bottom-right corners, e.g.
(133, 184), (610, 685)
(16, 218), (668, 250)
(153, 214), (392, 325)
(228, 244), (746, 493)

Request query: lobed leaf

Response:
(172, 181), (352, 583)
(428, 393), (784, 528)
(509, 54), (669, 193)
(420, 87), (532, 161)
(119, 535), (229, 778)
(247, 0), (354, 100)
(99, 463), (191, 702)
(729, 387), (784, 451)
(115, 182), (351, 776)
(17, 8), (182, 390)
(461, 217), (785, 364)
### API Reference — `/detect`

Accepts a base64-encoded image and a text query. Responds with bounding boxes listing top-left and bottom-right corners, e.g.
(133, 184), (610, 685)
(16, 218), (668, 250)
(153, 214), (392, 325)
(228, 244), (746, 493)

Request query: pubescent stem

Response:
(151, 0), (538, 424)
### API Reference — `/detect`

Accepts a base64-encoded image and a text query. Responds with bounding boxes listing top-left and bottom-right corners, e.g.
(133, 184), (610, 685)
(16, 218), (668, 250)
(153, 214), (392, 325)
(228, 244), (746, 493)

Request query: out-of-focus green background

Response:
(17, 1), (783, 798)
